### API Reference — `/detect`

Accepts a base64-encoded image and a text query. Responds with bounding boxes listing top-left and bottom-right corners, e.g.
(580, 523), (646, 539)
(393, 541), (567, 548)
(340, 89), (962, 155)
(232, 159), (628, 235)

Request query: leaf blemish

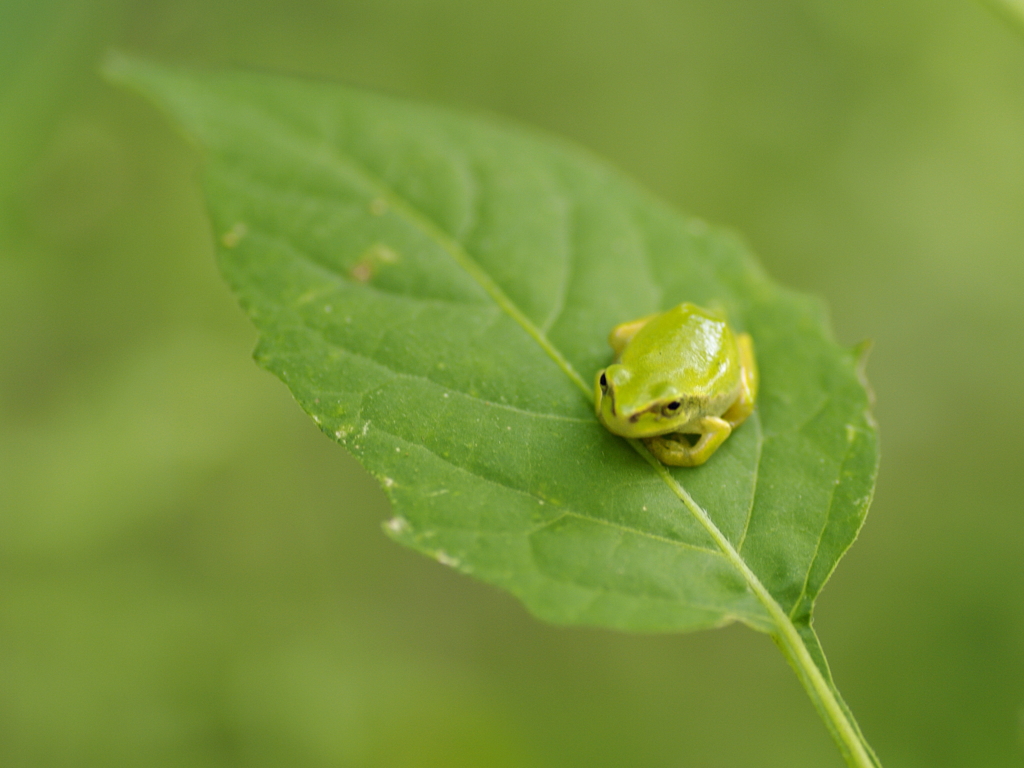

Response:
(351, 261), (373, 282)
(435, 550), (460, 568)
(350, 242), (400, 283)
(220, 222), (247, 248)
(386, 516), (409, 534)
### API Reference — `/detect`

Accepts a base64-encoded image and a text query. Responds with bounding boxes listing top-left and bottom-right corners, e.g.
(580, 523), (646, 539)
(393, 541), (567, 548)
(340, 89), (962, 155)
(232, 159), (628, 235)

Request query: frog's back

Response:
(619, 303), (741, 405)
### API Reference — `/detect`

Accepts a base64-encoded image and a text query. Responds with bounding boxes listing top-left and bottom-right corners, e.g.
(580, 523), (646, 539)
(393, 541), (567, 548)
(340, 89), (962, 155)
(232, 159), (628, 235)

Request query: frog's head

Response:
(595, 362), (694, 438)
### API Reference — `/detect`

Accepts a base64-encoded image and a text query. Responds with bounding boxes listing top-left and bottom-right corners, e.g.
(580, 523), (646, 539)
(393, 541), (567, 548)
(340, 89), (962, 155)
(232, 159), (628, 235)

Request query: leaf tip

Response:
(851, 338), (874, 366)
(98, 53), (204, 148)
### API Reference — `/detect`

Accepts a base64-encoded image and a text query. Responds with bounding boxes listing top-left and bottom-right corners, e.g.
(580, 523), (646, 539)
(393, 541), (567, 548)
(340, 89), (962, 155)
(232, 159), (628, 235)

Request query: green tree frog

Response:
(594, 302), (758, 467)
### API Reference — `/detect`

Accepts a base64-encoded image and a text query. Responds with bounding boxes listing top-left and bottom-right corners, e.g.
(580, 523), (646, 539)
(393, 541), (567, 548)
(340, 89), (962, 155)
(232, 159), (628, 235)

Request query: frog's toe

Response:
(644, 417), (732, 467)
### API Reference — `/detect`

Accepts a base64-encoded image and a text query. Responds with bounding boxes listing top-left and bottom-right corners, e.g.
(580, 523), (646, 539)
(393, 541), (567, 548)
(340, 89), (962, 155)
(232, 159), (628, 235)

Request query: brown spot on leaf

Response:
(350, 261), (373, 282)
(220, 222), (247, 248)
(349, 242), (400, 282)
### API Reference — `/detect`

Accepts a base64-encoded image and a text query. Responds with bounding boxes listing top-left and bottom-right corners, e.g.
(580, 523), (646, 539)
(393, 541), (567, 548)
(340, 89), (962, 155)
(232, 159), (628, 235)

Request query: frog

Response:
(594, 302), (758, 467)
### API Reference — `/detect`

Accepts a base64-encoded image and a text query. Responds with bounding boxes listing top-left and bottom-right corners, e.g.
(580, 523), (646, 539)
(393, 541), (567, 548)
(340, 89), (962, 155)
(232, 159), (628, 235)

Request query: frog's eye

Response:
(599, 372), (608, 392)
(663, 401), (682, 415)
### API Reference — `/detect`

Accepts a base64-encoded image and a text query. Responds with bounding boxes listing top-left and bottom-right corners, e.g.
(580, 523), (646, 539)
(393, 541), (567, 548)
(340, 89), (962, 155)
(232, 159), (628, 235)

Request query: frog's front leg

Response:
(643, 416), (732, 467)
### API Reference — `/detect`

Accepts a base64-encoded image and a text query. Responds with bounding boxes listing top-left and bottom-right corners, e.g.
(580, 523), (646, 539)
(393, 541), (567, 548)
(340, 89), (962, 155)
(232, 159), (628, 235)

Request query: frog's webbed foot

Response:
(643, 416), (732, 467)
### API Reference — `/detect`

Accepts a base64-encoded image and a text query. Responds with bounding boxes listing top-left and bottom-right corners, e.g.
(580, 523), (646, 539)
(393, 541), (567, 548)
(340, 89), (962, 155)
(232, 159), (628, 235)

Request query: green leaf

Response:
(105, 55), (881, 767)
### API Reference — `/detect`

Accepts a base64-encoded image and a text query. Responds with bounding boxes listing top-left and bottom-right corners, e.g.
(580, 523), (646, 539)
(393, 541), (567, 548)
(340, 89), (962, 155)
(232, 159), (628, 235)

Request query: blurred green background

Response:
(2, 0), (1023, 765)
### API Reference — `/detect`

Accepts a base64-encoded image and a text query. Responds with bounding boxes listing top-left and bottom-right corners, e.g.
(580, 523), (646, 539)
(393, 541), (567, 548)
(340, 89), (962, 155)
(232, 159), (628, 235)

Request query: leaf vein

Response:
(787, 432), (859, 619)
(529, 510), (721, 556)
(630, 206), (666, 311)
(316, 140), (594, 397)
(539, 190), (574, 334)
(276, 319), (593, 423)
(237, 213), (485, 309)
(735, 413), (764, 553)
(367, 423), (575, 514)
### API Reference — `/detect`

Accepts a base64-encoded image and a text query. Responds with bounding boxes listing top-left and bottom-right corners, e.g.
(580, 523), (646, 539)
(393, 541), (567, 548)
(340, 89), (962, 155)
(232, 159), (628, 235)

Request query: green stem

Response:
(770, 625), (879, 768)
(640, 445), (880, 768)
(979, 0), (1024, 38)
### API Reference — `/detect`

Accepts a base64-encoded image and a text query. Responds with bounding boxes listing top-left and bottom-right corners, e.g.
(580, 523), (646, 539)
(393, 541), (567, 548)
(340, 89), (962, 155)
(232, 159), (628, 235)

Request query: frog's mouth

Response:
(597, 389), (678, 439)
